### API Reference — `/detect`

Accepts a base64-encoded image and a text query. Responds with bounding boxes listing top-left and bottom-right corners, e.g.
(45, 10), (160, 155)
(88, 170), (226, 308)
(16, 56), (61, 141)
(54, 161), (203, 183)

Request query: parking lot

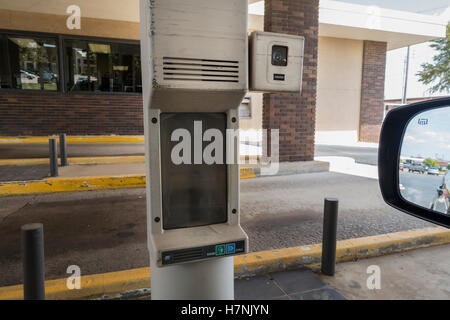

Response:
(400, 171), (448, 214)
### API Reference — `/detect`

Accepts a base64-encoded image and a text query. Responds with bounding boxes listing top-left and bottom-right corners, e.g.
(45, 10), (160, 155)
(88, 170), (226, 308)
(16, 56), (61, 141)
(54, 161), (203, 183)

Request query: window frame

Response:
(0, 29), (61, 93)
(0, 29), (142, 95)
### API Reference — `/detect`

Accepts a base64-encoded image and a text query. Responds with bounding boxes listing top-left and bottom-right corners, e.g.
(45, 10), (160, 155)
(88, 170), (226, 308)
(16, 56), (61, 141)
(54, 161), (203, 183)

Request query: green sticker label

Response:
(216, 245), (226, 256)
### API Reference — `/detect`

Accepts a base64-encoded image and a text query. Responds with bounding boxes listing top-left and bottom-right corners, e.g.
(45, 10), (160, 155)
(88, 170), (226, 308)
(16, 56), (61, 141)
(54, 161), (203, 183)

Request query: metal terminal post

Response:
(21, 223), (45, 300)
(321, 198), (339, 276)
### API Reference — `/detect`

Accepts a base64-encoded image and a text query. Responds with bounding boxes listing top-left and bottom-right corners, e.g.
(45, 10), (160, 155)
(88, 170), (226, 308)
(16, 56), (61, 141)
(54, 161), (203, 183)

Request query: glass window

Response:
(64, 39), (142, 93)
(239, 96), (252, 119)
(0, 34), (59, 91)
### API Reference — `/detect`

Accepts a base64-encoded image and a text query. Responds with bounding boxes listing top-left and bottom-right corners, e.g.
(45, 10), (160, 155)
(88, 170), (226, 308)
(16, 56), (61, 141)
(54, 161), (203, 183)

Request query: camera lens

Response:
(272, 45), (288, 67)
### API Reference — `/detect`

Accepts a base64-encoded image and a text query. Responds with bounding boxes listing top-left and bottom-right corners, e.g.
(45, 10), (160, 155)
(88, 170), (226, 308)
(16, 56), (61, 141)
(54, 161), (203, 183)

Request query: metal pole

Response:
(151, 256), (234, 300)
(59, 134), (68, 167)
(21, 223), (45, 300)
(49, 138), (58, 177)
(321, 198), (339, 276)
(401, 46), (410, 105)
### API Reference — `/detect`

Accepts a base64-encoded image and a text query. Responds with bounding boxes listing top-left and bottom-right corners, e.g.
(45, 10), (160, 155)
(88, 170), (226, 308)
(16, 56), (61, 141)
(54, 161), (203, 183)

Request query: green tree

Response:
(423, 158), (439, 168)
(417, 24), (450, 94)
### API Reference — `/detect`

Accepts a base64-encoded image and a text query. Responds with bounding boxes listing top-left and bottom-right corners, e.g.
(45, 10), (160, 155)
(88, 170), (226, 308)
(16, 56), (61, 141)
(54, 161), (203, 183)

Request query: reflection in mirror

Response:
(399, 106), (450, 215)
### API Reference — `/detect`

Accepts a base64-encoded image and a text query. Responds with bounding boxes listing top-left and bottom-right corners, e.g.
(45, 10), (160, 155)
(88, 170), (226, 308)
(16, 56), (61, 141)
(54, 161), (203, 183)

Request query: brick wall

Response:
(359, 40), (387, 143)
(0, 92), (144, 136)
(263, 0), (319, 162)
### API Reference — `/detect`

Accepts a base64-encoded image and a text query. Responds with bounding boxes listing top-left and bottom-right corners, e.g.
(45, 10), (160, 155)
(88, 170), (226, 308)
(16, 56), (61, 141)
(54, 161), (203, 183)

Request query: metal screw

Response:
(154, 217), (161, 223)
(232, 209), (237, 214)
(152, 118), (158, 124)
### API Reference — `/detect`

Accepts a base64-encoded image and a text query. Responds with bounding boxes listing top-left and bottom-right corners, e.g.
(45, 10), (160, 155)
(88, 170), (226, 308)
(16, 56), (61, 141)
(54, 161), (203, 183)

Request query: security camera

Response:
(271, 45), (288, 67)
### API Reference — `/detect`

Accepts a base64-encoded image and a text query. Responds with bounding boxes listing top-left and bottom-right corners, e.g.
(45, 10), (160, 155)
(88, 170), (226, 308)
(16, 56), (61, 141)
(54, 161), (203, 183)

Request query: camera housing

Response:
(250, 32), (305, 93)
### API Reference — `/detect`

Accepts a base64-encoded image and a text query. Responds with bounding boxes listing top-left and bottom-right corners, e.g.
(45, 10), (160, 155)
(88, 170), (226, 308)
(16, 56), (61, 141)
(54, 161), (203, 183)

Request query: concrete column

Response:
(263, 0), (319, 162)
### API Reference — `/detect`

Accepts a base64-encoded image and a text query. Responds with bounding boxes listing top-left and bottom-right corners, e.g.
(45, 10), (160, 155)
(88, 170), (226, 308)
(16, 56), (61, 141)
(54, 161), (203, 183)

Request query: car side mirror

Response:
(379, 97), (450, 228)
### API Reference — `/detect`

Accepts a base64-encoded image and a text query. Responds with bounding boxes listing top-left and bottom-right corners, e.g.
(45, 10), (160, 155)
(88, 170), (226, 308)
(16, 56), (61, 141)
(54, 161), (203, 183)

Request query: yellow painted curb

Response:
(0, 175), (147, 196)
(0, 268), (151, 300)
(0, 168), (257, 196)
(240, 167), (257, 180)
(1, 226), (448, 300)
(0, 136), (144, 144)
(0, 156), (146, 167)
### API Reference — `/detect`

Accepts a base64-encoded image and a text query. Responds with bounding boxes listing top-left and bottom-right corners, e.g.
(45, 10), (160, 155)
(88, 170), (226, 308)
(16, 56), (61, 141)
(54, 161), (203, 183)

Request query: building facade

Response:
(0, 1), (446, 159)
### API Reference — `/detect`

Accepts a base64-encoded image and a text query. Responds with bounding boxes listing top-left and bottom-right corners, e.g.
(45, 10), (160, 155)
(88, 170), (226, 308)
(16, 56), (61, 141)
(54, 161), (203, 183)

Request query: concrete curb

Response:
(0, 156), (146, 167)
(0, 169), (257, 196)
(0, 175), (147, 196)
(0, 227), (448, 300)
(0, 136), (144, 144)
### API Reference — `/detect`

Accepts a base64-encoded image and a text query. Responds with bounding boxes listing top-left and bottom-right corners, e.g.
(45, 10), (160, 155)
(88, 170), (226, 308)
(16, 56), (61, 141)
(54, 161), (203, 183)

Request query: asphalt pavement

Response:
(400, 171), (444, 211)
(0, 172), (434, 287)
(315, 145), (378, 165)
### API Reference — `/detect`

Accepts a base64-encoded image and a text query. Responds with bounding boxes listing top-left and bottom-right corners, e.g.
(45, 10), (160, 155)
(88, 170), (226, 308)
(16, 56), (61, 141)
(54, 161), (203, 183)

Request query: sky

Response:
(401, 107), (450, 161)
(385, 43), (449, 100)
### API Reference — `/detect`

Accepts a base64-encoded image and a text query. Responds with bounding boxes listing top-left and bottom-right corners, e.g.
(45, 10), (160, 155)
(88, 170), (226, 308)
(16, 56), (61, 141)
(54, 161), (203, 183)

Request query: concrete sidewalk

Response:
(320, 244), (450, 300)
(56, 162), (330, 179)
(116, 268), (346, 300)
(0, 143), (146, 159)
(59, 163), (146, 178)
(121, 243), (450, 300)
(116, 243), (450, 300)
(0, 165), (49, 182)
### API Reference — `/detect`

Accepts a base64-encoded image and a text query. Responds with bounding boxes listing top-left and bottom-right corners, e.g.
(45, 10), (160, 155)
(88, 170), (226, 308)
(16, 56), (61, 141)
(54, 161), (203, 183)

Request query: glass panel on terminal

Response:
(160, 113), (228, 230)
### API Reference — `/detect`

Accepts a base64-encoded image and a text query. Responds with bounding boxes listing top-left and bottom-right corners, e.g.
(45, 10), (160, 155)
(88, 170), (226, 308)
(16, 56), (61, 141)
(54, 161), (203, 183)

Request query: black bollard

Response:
(49, 138), (58, 177)
(59, 134), (68, 167)
(21, 223), (45, 300)
(321, 198), (339, 276)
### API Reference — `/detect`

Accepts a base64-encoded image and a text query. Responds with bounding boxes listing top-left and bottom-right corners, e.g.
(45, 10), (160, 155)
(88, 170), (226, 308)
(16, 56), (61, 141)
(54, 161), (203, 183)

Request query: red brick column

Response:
(359, 40), (387, 143)
(263, 0), (319, 162)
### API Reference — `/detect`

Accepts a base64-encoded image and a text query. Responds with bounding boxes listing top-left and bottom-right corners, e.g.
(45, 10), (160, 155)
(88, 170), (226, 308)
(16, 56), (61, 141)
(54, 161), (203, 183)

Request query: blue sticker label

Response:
(226, 243), (236, 254)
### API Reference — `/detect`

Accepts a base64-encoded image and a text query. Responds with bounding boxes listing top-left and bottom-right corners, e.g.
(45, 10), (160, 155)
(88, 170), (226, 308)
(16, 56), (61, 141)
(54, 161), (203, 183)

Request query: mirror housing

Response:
(379, 96), (450, 228)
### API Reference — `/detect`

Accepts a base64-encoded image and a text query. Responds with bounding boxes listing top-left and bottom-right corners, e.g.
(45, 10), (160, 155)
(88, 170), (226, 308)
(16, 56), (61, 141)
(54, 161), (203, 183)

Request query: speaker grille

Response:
(163, 57), (239, 83)
(170, 248), (204, 263)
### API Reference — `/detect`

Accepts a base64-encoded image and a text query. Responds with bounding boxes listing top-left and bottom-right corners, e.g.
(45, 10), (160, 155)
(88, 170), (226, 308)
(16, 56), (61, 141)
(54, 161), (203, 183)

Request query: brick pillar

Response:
(263, 0), (319, 162)
(359, 40), (387, 143)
